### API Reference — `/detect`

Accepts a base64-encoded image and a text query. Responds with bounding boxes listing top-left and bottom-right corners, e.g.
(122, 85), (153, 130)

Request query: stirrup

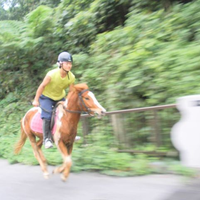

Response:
(44, 139), (53, 149)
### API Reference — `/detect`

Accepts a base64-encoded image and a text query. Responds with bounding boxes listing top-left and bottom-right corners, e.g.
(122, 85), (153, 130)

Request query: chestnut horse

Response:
(14, 83), (106, 181)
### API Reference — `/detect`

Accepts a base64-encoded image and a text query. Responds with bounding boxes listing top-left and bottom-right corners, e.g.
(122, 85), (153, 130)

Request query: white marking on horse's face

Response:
(88, 92), (106, 112)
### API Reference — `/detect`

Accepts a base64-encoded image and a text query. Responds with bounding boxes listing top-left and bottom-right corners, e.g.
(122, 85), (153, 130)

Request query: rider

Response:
(32, 51), (75, 149)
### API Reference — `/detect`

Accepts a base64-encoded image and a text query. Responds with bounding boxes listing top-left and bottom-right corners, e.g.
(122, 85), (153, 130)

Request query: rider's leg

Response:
(39, 95), (54, 149)
(42, 119), (53, 149)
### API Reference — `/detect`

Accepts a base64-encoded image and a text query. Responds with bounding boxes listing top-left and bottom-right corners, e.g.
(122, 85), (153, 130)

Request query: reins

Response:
(40, 89), (92, 115)
(39, 89), (92, 129)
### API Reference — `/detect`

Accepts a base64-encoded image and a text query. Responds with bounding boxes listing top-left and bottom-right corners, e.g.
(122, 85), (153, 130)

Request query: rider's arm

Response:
(32, 75), (51, 107)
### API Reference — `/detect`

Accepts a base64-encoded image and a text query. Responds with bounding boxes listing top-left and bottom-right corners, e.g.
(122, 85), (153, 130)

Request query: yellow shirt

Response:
(43, 68), (75, 100)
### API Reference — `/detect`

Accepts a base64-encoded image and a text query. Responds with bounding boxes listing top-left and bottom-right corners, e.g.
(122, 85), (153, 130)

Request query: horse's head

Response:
(70, 83), (106, 117)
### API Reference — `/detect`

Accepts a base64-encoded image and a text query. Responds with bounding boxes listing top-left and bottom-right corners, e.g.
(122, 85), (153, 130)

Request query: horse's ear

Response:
(74, 83), (88, 92)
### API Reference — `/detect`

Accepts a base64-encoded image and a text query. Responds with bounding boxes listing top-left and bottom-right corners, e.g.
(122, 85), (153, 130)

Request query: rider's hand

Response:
(32, 100), (39, 107)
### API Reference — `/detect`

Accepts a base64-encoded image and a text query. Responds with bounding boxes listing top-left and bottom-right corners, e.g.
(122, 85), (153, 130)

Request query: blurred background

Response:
(0, 0), (200, 177)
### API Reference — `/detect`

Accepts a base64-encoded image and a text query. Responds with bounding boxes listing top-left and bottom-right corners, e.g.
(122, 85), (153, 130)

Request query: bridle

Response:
(62, 89), (93, 115)
(39, 89), (93, 129)
(40, 89), (93, 115)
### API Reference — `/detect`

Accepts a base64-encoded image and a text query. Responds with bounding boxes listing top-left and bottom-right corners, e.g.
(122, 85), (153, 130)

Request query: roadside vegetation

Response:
(0, 0), (199, 177)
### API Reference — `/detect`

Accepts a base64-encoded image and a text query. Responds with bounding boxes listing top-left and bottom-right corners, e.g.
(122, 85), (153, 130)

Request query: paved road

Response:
(0, 159), (198, 200)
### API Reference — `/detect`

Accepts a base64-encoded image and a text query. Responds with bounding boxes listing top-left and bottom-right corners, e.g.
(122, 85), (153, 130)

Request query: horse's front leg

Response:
(53, 140), (73, 181)
(62, 143), (73, 181)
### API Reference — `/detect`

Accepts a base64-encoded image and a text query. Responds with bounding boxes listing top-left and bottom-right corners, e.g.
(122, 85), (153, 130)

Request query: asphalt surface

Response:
(0, 159), (199, 200)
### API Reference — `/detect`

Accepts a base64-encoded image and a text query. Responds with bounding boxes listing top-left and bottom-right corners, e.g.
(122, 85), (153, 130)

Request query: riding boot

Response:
(42, 119), (53, 149)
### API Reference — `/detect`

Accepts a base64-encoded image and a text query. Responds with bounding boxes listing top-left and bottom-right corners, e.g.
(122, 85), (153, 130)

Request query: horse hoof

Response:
(53, 167), (59, 174)
(61, 174), (67, 182)
(43, 172), (49, 179)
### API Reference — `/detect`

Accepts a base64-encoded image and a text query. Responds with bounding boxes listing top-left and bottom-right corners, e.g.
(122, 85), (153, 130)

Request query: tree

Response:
(0, 0), (61, 20)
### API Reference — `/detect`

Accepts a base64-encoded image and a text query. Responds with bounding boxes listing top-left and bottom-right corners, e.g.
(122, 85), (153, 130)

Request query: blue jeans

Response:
(39, 95), (65, 120)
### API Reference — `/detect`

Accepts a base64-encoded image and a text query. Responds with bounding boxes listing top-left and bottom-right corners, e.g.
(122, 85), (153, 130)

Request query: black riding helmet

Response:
(58, 51), (73, 63)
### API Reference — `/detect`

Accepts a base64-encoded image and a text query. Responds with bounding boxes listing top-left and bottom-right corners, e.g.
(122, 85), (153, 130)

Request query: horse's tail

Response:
(14, 119), (27, 154)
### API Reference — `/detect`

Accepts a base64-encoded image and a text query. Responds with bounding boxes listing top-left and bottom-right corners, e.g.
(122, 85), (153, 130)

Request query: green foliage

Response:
(72, 134), (133, 172)
(0, 20), (25, 41)
(73, 0), (200, 110)
(25, 5), (54, 38)
(0, 0), (61, 20)
(0, 130), (196, 177)
(89, 0), (131, 32)
(0, 0), (200, 176)
(1, 0), (199, 105)
(168, 162), (198, 177)
(0, 125), (150, 175)
(64, 11), (97, 53)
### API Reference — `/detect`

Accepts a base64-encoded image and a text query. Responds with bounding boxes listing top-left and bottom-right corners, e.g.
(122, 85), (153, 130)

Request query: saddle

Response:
(30, 104), (60, 134)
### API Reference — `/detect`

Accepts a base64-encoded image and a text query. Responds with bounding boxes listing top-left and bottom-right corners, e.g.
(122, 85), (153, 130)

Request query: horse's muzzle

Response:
(101, 110), (106, 116)
(91, 108), (106, 118)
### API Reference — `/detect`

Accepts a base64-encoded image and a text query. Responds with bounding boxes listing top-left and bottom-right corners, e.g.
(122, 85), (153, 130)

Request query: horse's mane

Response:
(69, 83), (88, 93)
(66, 83), (89, 100)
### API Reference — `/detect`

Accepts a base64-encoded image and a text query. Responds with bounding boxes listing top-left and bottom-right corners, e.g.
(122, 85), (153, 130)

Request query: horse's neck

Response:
(66, 92), (81, 112)
(60, 93), (81, 126)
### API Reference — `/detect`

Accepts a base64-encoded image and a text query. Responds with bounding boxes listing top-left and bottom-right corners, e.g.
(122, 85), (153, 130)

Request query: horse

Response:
(14, 83), (106, 181)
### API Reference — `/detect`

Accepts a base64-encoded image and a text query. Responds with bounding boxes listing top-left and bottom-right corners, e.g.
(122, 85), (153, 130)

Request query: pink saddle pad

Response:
(30, 111), (58, 135)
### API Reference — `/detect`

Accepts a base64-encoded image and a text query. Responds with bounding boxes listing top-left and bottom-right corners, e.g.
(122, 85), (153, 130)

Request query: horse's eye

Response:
(85, 97), (90, 100)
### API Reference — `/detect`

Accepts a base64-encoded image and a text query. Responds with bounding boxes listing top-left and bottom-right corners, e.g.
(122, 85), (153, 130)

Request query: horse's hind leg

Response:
(29, 135), (49, 179)
(36, 139), (48, 168)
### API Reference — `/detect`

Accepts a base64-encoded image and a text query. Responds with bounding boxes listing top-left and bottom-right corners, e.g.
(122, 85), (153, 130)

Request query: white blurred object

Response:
(74, 136), (81, 142)
(171, 95), (200, 168)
